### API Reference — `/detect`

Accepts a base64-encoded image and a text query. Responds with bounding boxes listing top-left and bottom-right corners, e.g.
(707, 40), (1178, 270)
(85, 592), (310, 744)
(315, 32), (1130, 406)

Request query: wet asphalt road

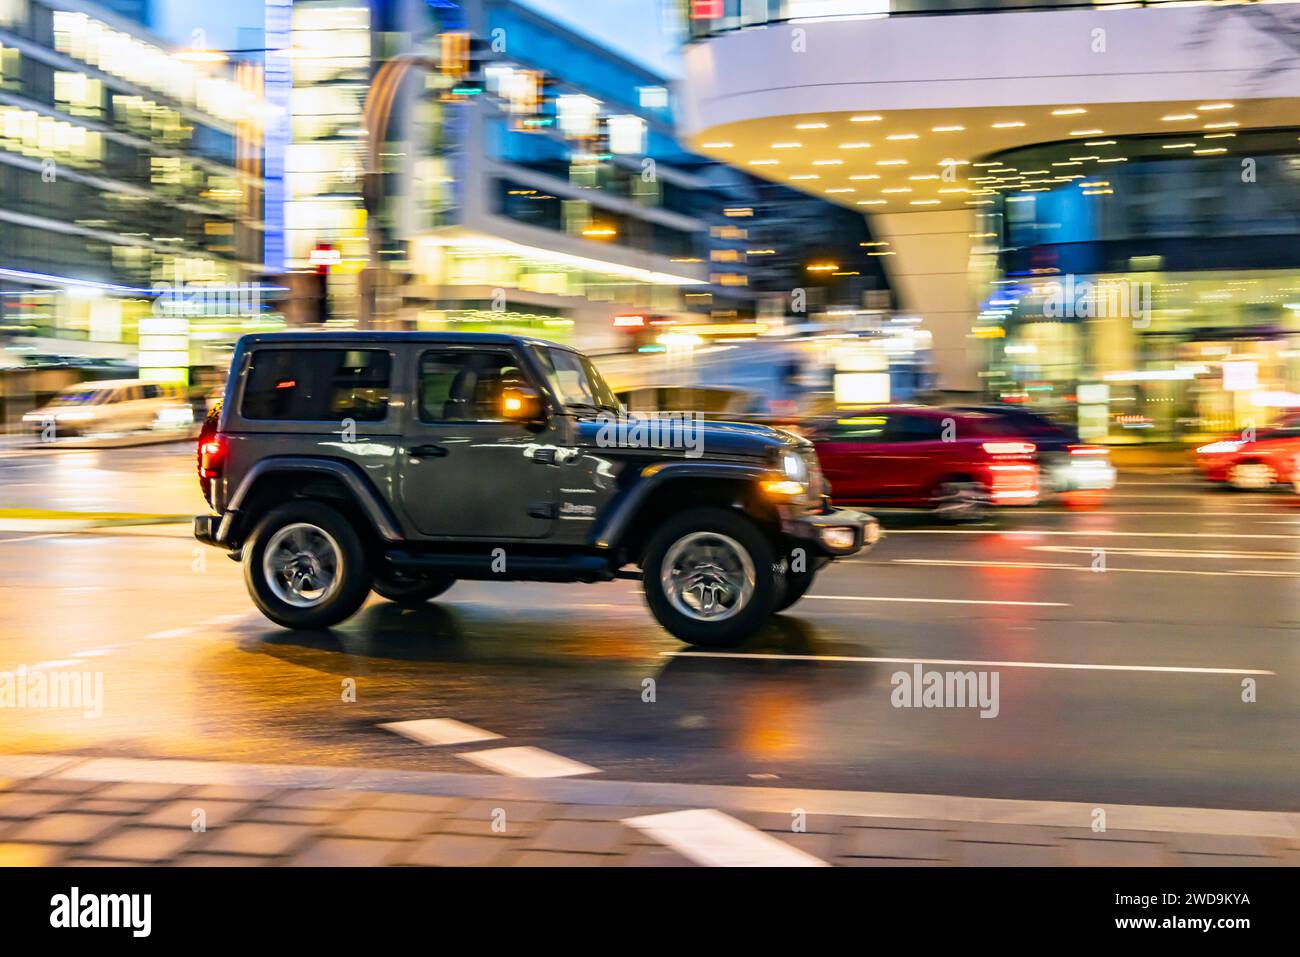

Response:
(0, 442), (1297, 811)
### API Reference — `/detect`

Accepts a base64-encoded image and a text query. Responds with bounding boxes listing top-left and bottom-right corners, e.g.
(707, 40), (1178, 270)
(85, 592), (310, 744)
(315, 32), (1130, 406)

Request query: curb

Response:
(3, 753), (1296, 839)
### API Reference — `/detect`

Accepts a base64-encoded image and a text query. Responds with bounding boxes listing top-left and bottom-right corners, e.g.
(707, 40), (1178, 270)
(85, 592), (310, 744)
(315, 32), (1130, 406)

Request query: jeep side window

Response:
(418, 351), (527, 423)
(241, 349), (391, 422)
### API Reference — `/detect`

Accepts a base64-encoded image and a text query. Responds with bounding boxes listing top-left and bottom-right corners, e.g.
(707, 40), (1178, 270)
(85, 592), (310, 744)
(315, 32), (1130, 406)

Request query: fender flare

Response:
(220, 456), (404, 544)
(591, 461), (770, 550)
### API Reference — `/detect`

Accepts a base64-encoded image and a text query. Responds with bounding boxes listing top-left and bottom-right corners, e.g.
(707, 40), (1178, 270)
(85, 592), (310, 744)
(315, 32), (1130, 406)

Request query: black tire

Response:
(372, 569), (455, 606)
(1226, 461), (1275, 491)
(932, 479), (988, 523)
(772, 564), (817, 613)
(642, 506), (776, 647)
(243, 501), (371, 629)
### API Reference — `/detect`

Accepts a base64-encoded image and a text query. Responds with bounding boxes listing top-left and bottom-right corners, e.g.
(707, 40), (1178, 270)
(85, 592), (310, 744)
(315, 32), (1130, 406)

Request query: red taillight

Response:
(1068, 444), (1108, 457)
(982, 441), (1036, 456)
(199, 436), (226, 479)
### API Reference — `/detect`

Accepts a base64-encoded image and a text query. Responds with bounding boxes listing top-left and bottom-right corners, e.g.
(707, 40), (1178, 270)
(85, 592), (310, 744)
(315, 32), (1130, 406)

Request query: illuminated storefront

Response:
(977, 130), (1300, 442)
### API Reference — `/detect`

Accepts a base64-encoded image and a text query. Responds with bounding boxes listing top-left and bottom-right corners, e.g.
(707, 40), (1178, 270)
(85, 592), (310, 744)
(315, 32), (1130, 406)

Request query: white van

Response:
(22, 379), (191, 436)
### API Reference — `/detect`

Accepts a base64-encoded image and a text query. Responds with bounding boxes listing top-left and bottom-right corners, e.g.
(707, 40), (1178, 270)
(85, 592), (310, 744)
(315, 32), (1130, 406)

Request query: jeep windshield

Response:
(533, 346), (622, 416)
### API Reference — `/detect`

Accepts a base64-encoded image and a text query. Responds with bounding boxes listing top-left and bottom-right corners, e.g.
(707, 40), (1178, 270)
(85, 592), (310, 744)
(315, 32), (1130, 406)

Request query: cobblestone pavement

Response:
(0, 755), (1296, 866)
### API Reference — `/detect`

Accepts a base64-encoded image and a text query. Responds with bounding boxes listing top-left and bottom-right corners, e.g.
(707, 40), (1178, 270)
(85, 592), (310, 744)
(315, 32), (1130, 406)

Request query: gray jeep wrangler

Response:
(194, 331), (880, 646)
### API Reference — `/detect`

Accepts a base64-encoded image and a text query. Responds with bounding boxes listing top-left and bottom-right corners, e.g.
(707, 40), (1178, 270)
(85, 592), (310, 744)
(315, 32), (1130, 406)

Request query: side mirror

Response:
(501, 385), (545, 423)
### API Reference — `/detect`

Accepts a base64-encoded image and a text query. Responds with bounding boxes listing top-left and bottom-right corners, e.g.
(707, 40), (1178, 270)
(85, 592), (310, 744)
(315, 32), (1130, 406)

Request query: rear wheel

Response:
(642, 507), (775, 647)
(243, 501), (371, 629)
(372, 569), (455, 606)
(932, 480), (988, 522)
(1227, 461), (1275, 490)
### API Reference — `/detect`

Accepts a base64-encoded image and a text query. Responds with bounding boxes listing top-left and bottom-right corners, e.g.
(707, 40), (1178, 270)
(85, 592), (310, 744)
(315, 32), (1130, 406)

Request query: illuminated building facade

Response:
(0, 0), (271, 379)
(287, 0), (728, 346)
(675, 1), (1300, 441)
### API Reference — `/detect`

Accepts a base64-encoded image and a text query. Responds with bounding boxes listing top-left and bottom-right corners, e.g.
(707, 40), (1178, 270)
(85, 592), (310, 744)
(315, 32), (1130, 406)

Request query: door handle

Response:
(408, 443), (448, 458)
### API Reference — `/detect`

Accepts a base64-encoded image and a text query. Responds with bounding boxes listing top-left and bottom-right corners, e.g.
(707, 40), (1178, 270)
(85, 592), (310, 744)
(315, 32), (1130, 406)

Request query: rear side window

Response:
(889, 415), (945, 442)
(241, 349), (391, 422)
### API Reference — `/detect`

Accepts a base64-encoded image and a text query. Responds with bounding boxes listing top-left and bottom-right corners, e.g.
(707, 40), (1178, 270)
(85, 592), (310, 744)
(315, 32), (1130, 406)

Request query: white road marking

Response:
(805, 594), (1068, 608)
(380, 718), (502, 747)
(1035, 509), (1298, 517)
(1031, 544), (1300, 561)
(456, 746), (599, 778)
(661, 651), (1274, 676)
(891, 558), (1300, 578)
(143, 627), (193, 640)
(0, 533), (70, 544)
(882, 529), (1298, 540)
(622, 809), (828, 867)
(204, 613), (253, 626)
(28, 659), (85, 670)
(69, 648), (116, 658)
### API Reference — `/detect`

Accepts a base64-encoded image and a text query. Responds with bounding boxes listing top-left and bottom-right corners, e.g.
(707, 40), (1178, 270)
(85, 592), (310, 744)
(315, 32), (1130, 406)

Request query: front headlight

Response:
(782, 451), (809, 484)
(1196, 440), (1243, 454)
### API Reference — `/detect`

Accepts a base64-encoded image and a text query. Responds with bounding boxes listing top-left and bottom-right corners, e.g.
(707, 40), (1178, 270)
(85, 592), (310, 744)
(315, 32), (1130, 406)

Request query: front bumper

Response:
(781, 507), (881, 558)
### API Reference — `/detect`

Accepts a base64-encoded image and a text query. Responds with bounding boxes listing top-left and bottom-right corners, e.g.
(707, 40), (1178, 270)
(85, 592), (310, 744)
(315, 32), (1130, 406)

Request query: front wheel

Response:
(372, 569), (455, 606)
(642, 507), (776, 647)
(243, 501), (371, 629)
(772, 564), (817, 613)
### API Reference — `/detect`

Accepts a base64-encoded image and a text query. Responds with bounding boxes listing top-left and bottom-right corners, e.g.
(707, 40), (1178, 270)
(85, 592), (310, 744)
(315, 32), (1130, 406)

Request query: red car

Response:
(808, 406), (1038, 519)
(1196, 422), (1300, 489)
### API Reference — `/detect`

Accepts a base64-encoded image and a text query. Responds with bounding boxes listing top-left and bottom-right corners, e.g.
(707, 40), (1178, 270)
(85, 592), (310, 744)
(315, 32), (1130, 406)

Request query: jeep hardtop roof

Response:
(235, 331), (574, 351)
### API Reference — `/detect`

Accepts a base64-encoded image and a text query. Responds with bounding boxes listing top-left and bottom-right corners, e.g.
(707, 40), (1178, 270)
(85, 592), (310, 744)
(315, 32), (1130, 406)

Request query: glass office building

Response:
(0, 0), (271, 374)
(287, 0), (729, 345)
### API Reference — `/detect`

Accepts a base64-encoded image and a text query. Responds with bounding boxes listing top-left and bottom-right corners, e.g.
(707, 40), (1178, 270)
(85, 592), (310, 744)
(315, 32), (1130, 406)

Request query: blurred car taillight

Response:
(982, 441), (1036, 457)
(982, 442), (1038, 503)
(199, 435), (226, 480)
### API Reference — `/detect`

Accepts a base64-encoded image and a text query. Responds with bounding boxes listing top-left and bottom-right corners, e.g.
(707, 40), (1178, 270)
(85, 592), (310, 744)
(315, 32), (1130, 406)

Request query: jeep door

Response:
(397, 346), (559, 539)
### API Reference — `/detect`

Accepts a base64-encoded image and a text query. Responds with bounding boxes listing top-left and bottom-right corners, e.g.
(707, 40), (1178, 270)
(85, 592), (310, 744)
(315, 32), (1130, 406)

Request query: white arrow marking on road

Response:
(623, 809), (828, 867)
(805, 594), (1068, 607)
(381, 718), (502, 747)
(456, 746), (599, 778)
(661, 651), (1274, 676)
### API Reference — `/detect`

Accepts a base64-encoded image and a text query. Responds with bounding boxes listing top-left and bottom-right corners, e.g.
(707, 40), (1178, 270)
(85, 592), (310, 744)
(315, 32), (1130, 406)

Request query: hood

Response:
(573, 414), (808, 460)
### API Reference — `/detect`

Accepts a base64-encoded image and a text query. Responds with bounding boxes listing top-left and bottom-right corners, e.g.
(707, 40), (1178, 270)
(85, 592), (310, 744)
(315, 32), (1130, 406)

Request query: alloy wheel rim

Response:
(661, 531), (755, 622)
(936, 482), (982, 516)
(262, 522), (343, 608)
(1230, 463), (1272, 489)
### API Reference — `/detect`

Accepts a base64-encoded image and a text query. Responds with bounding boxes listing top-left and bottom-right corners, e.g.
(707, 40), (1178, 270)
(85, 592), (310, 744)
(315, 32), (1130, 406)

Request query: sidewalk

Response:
(0, 754), (1294, 866)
